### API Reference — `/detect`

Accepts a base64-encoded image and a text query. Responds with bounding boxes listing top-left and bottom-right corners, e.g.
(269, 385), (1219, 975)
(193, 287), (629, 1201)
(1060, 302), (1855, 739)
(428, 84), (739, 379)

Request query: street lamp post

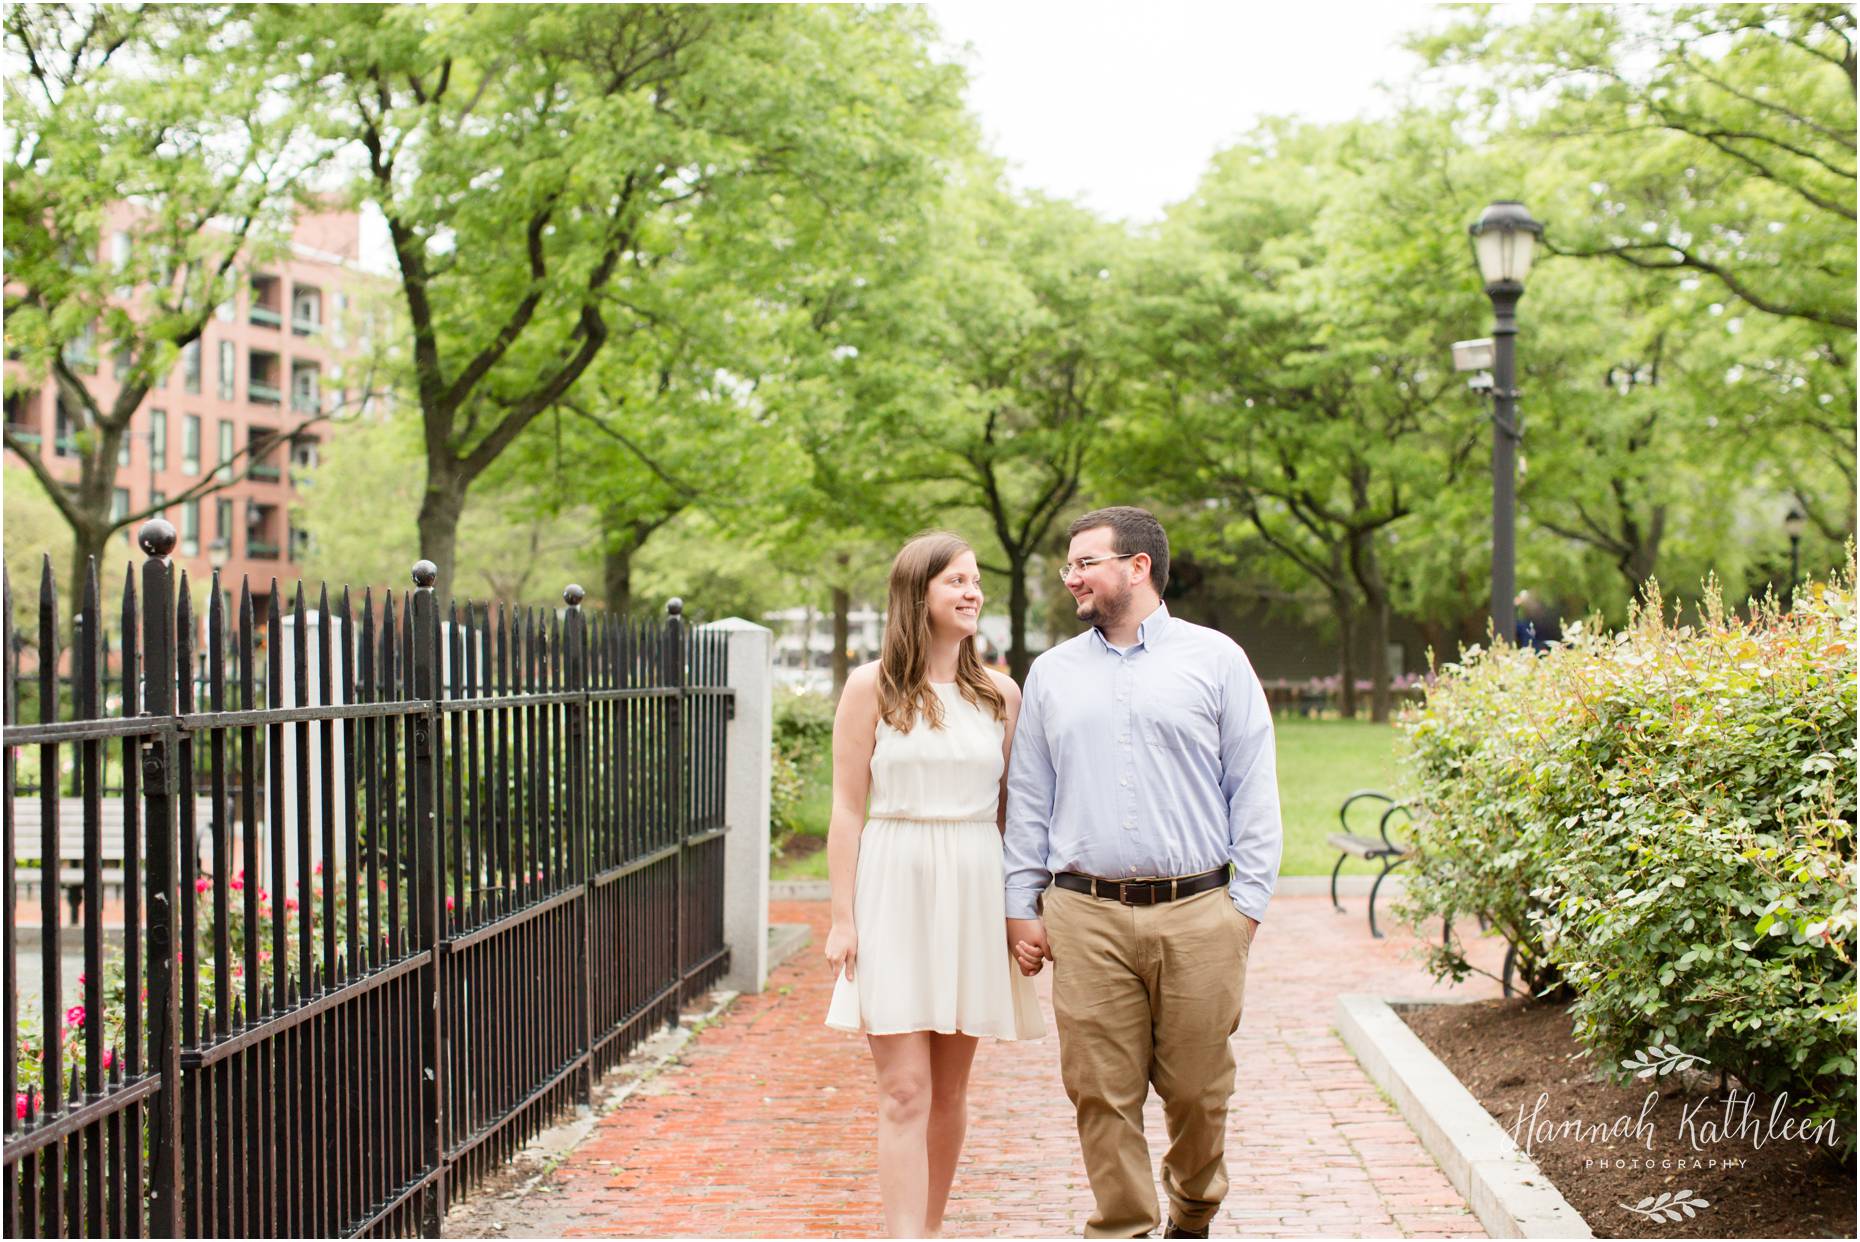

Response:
(1784, 506), (1806, 606)
(1468, 201), (1544, 645)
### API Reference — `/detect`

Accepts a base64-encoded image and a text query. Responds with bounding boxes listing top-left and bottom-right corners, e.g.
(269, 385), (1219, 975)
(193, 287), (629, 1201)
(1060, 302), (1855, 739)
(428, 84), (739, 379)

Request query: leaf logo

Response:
(1620, 1042), (1709, 1079)
(1619, 1188), (1711, 1222)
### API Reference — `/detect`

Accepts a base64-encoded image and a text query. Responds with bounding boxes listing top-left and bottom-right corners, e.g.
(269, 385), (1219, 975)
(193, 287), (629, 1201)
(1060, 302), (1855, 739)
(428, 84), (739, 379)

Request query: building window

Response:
(53, 396), (78, 457)
(291, 362), (320, 413)
(63, 321), (98, 373)
(291, 286), (321, 335)
(113, 343), (132, 380)
(181, 414), (201, 475)
(182, 340), (201, 393)
(110, 231), (131, 271)
(218, 420), (235, 481)
(151, 489), (167, 517)
(217, 340), (235, 401)
(111, 487), (130, 524)
(182, 499), (200, 556)
(117, 427), (131, 467)
(216, 498), (234, 555)
(150, 408), (166, 470)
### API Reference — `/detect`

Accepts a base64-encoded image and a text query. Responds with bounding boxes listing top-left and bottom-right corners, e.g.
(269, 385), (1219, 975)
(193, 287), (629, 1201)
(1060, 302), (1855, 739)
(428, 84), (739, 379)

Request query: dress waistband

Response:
(865, 815), (998, 827)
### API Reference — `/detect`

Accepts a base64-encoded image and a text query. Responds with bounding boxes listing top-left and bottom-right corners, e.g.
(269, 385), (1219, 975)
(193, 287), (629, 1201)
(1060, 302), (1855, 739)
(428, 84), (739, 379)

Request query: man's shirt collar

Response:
(1091, 601), (1172, 653)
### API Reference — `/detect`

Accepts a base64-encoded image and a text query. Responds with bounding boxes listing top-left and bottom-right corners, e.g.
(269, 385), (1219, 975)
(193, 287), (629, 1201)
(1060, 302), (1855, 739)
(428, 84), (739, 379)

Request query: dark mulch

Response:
(1401, 997), (1855, 1240)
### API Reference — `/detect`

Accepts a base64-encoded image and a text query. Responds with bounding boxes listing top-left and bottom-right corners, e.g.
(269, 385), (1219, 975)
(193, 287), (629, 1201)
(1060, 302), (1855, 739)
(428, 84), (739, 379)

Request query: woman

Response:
(824, 532), (1044, 1238)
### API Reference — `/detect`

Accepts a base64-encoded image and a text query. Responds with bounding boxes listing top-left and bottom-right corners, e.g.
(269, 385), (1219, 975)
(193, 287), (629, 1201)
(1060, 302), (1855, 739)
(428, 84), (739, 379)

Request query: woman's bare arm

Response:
(991, 670), (1022, 837)
(824, 664), (881, 974)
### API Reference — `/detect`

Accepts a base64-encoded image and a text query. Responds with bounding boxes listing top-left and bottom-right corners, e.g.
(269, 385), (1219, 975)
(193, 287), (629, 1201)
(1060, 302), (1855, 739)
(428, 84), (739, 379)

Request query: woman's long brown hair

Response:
(876, 532), (1007, 732)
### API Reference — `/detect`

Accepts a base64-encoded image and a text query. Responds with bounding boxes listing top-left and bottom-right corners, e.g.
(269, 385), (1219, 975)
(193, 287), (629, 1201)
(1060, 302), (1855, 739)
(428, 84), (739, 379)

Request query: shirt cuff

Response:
(1005, 886), (1044, 920)
(1229, 883), (1271, 923)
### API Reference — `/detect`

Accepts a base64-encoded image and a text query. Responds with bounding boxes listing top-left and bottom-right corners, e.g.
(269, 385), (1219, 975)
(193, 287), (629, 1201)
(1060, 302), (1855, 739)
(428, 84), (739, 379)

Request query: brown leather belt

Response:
(1053, 865), (1229, 907)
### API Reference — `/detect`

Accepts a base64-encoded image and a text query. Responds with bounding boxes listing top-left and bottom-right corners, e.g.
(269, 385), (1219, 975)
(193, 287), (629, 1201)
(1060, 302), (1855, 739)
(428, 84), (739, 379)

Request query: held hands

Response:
(825, 922), (857, 981)
(1006, 917), (1052, 977)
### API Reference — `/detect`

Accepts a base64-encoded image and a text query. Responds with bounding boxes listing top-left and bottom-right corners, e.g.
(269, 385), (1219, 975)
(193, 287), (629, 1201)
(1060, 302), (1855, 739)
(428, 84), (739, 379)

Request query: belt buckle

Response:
(1117, 881), (1136, 906)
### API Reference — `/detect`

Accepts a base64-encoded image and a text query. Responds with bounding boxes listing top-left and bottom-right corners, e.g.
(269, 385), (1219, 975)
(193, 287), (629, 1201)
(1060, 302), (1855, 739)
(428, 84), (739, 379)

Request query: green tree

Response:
(3, 3), (332, 624)
(1128, 115), (1493, 719)
(879, 178), (1130, 681)
(263, 3), (962, 600)
(1417, 4), (1856, 548)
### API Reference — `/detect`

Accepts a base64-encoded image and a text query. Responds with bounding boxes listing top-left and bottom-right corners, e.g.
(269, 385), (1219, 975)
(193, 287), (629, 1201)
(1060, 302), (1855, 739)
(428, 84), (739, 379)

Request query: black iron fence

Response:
(3, 520), (733, 1237)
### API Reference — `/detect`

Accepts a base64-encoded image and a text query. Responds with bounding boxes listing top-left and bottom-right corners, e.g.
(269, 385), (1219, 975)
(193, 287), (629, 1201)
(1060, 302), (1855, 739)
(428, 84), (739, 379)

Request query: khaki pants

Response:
(1043, 883), (1255, 1238)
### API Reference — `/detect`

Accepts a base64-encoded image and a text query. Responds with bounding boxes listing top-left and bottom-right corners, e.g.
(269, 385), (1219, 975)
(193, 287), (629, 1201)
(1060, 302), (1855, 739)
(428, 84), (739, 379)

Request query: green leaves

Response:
(1399, 555), (1857, 1148)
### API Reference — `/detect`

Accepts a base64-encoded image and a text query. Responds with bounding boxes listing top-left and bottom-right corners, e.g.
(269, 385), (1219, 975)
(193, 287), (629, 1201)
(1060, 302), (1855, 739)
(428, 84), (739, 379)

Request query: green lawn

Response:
(770, 717), (1406, 882)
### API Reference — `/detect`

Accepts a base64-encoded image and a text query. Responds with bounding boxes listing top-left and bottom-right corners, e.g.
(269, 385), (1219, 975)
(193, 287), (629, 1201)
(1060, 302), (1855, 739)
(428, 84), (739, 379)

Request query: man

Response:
(1004, 506), (1282, 1239)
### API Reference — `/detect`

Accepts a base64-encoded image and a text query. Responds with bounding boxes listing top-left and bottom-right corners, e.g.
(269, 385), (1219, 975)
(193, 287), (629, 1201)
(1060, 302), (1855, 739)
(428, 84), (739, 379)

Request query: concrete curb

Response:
(768, 921), (811, 972)
(1335, 993), (1593, 1240)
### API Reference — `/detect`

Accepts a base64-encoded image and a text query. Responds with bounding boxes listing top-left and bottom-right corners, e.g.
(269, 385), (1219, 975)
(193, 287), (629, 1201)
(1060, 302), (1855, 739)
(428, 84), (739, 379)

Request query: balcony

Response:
(248, 428), (282, 482)
(291, 362), (322, 414)
(249, 349), (282, 405)
(249, 274), (282, 329)
(291, 286), (323, 337)
(247, 540), (281, 560)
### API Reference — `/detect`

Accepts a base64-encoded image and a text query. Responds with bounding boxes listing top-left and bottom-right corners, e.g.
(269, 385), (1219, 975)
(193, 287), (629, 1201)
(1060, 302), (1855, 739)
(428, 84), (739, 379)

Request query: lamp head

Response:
(1468, 200), (1544, 290)
(1783, 507), (1807, 539)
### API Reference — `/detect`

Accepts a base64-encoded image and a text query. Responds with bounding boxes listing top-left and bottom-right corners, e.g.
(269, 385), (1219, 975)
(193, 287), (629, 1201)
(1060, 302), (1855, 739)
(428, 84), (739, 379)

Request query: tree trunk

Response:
(1366, 598), (1392, 724)
(415, 474), (467, 604)
(602, 519), (636, 617)
(1332, 588), (1358, 719)
(1349, 534), (1394, 724)
(1007, 556), (1031, 683)
(67, 520), (110, 657)
(831, 584), (851, 700)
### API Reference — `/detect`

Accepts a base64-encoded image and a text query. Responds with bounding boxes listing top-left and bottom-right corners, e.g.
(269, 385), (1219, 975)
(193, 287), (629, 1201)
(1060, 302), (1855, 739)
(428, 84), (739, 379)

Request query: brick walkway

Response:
(519, 891), (1506, 1239)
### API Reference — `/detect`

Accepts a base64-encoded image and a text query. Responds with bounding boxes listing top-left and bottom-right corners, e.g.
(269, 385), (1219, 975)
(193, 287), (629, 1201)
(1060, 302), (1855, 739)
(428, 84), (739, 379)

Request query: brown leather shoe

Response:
(1164, 1221), (1209, 1239)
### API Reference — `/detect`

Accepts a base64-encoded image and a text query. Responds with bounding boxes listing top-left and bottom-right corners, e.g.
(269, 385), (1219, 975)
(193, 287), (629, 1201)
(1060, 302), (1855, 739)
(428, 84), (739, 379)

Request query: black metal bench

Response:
(1327, 790), (1414, 939)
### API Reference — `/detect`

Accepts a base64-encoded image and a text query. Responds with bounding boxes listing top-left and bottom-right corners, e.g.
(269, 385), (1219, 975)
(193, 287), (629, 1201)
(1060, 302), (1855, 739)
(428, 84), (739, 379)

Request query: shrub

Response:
(770, 688), (834, 855)
(1399, 565), (1856, 1139)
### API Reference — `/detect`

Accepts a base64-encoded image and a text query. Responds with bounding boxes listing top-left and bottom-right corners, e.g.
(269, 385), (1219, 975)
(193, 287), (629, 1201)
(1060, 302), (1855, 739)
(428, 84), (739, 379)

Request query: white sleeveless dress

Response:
(825, 682), (1045, 1040)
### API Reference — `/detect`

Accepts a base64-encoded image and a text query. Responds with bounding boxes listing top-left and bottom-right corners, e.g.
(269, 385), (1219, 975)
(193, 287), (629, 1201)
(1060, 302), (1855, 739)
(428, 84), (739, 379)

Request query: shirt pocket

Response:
(1137, 699), (1217, 753)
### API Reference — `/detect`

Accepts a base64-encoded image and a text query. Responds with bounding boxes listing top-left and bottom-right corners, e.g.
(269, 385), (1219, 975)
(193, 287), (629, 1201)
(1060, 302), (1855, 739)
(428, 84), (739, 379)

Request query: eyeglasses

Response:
(1058, 553), (1136, 583)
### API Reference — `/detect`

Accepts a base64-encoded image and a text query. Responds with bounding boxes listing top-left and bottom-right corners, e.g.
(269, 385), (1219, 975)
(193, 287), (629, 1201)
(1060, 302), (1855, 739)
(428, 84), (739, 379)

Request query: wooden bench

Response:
(12, 796), (219, 920)
(1327, 790), (1415, 939)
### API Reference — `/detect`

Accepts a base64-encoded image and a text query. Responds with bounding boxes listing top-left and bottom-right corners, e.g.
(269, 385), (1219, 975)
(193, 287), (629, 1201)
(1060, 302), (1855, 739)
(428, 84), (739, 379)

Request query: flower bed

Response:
(1404, 996), (1854, 1238)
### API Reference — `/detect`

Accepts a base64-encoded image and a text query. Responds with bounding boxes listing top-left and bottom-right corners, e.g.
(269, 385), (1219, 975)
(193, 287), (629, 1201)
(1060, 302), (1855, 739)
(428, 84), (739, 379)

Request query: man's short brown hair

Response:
(1068, 506), (1170, 596)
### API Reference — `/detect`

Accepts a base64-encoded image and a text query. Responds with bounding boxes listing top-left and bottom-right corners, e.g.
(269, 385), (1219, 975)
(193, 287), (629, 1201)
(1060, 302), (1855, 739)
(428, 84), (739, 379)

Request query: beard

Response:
(1074, 579), (1133, 630)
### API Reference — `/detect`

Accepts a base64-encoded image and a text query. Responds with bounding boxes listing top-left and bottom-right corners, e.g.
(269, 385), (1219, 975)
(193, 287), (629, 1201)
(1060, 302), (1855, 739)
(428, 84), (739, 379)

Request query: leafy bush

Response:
(770, 688), (834, 854)
(773, 686), (835, 755)
(1399, 566), (1856, 1139)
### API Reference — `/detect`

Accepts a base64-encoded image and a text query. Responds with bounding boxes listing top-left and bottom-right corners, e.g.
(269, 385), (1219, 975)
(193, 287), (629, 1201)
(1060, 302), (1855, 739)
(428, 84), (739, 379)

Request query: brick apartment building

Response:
(5, 204), (376, 619)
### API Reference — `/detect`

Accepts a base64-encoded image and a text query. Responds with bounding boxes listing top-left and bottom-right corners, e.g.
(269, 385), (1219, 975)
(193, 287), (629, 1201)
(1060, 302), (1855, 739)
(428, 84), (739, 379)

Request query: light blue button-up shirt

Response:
(1003, 603), (1283, 922)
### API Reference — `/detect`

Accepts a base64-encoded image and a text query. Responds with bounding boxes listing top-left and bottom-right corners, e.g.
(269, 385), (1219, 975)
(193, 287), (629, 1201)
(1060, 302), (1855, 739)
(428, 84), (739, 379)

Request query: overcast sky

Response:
(925, 0), (1455, 223)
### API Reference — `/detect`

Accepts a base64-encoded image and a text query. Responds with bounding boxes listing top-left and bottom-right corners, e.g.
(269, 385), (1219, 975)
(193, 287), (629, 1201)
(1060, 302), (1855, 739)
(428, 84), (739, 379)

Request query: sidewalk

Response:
(470, 890), (1505, 1239)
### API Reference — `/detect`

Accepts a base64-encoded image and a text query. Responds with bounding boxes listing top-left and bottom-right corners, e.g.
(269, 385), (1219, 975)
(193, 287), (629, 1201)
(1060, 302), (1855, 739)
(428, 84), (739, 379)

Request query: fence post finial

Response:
(138, 518), (177, 561)
(666, 597), (683, 619)
(411, 559), (438, 589)
(563, 583), (585, 607)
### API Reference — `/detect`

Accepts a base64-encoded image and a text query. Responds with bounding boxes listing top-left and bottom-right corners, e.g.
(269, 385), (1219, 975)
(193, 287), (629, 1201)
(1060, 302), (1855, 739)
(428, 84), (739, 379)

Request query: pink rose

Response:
(195, 877), (211, 895)
(65, 1004), (85, 1029)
